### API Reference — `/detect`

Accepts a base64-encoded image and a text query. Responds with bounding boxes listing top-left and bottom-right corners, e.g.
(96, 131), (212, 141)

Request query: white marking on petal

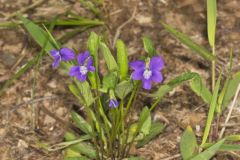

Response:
(79, 66), (88, 75)
(57, 51), (62, 61)
(143, 69), (152, 80)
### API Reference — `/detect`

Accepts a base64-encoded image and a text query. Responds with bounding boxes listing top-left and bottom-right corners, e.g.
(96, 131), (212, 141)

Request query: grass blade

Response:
(207, 0), (217, 47)
(192, 139), (225, 160)
(20, 16), (55, 53)
(201, 74), (222, 146)
(160, 21), (214, 61)
(142, 37), (156, 57)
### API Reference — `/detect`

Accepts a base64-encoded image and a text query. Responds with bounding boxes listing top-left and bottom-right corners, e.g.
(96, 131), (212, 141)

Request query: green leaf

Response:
(180, 126), (198, 160)
(102, 72), (118, 91)
(64, 156), (88, 160)
(75, 81), (95, 107)
(201, 74), (222, 146)
(216, 78), (230, 113)
(140, 111), (151, 135)
(225, 135), (240, 141)
(64, 148), (88, 160)
(20, 16), (55, 53)
(207, 0), (217, 47)
(160, 21), (214, 61)
(87, 32), (100, 89)
(142, 37), (156, 57)
(152, 72), (199, 99)
(128, 107), (151, 143)
(71, 111), (92, 135)
(136, 122), (165, 148)
(87, 32), (99, 66)
(115, 80), (133, 99)
(203, 142), (240, 151)
(222, 72), (240, 109)
(64, 132), (96, 159)
(99, 42), (118, 71)
(116, 39), (128, 81)
(128, 123), (138, 143)
(219, 144), (240, 151)
(68, 84), (84, 104)
(137, 107), (151, 134)
(192, 139), (225, 160)
(190, 75), (212, 104)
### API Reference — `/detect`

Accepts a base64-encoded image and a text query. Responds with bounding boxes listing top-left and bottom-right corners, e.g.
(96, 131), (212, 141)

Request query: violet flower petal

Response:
(149, 56), (164, 71)
(132, 69), (144, 80)
(129, 60), (145, 70)
(60, 48), (75, 61)
(109, 99), (119, 108)
(142, 78), (152, 90)
(88, 66), (95, 72)
(77, 73), (87, 82)
(86, 57), (95, 72)
(50, 49), (60, 59)
(151, 70), (163, 83)
(77, 51), (90, 65)
(52, 56), (61, 69)
(87, 57), (93, 68)
(69, 66), (80, 76)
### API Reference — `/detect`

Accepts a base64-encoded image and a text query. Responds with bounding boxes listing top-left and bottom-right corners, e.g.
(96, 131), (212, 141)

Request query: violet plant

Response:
(49, 34), (166, 159)
(21, 16), (197, 159)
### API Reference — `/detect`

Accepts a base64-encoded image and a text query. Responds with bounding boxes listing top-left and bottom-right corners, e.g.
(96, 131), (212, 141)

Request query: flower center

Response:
(57, 51), (62, 60)
(79, 66), (88, 75)
(143, 69), (152, 80)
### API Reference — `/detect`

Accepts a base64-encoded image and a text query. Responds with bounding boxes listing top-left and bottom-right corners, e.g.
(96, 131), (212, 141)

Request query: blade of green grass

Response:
(0, 18), (104, 28)
(192, 139), (225, 160)
(207, 0), (217, 47)
(201, 74), (222, 146)
(142, 37), (156, 57)
(160, 21), (214, 61)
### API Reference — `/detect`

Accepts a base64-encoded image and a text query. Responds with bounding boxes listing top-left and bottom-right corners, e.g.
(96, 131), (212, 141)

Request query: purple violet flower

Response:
(69, 51), (95, 82)
(109, 99), (119, 108)
(50, 48), (75, 69)
(129, 56), (164, 90)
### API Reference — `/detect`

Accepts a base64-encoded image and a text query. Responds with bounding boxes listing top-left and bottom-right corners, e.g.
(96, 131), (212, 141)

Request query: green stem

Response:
(211, 46), (216, 92)
(125, 82), (140, 116)
(150, 96), (161, 111)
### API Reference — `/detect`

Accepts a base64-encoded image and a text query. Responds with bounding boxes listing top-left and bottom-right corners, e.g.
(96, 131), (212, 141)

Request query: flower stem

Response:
(150, 96), (161, 111)
(125, 82), (140, 117)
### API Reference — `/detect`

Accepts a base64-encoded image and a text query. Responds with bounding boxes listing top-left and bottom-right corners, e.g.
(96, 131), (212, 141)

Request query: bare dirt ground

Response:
(1, 0), (240, 159)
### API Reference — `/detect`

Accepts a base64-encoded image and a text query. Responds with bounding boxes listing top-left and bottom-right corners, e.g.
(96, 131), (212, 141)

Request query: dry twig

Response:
(112, 7), (137, 48)
(4, 0), (46, 20)
(219, 84), (240, 138)
(161, 154), (181, 160)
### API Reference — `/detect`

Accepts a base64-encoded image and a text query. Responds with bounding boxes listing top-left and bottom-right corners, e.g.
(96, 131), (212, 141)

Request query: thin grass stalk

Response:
(212, 46), (216, 92)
